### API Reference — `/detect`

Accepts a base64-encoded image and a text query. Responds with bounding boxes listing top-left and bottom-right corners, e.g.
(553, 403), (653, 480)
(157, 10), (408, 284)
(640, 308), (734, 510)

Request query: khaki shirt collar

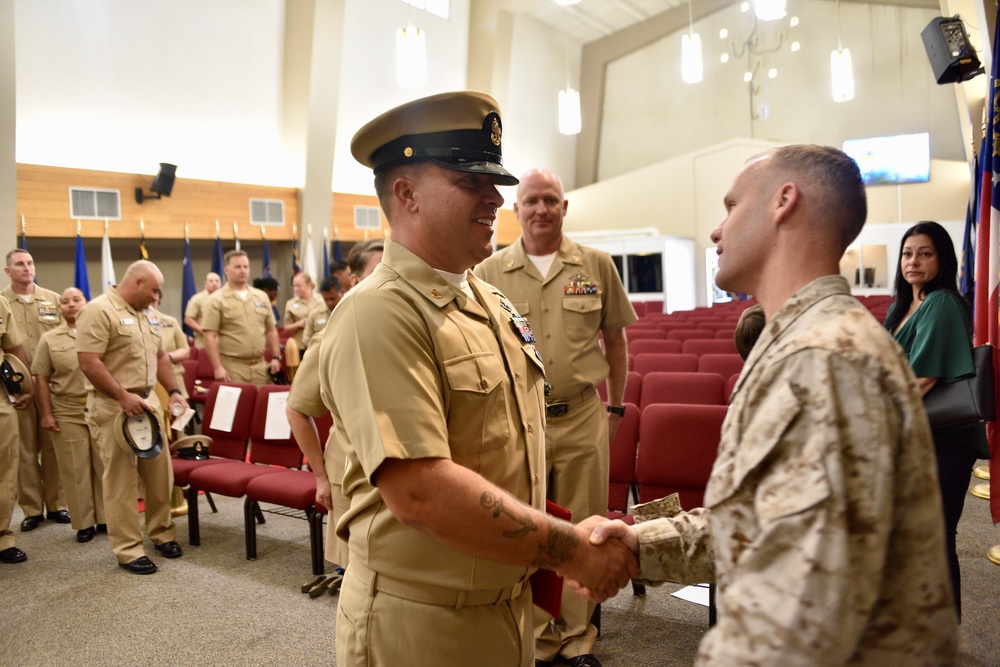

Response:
(381, 240), (491, 319)
(500, 236), (585, 283)
(736, 275), (852, 395)
(107, 285), (138, 316)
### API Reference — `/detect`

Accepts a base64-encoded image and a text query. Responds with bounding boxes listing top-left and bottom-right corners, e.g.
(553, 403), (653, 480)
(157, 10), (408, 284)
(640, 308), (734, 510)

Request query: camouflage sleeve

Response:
(633, 508), (715, 585)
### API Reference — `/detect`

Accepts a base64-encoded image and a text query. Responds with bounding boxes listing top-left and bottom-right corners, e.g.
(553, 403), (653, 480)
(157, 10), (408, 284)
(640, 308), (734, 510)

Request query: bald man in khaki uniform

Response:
(476, 169), (636, 667)
(321, 91), (638, 667)
(77, 261), (189, 574)
(0, 296), (34, 564)
(3, 249), (68, 531)
(202, 250), (282, 385)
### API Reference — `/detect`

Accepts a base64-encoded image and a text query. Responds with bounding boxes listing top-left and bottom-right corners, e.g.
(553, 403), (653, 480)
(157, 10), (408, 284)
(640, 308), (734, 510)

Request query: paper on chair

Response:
(209, 385), (242, 432)
(263, 390), (291, 440)
(671, 583), (710, 607)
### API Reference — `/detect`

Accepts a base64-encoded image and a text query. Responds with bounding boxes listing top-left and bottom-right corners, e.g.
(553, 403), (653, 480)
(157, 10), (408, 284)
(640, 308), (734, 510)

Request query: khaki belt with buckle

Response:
(222, 354), (262, 366)
(127, 387), (152, 399)
(349, 560), (526, 610)
(545, 387), (596, 418)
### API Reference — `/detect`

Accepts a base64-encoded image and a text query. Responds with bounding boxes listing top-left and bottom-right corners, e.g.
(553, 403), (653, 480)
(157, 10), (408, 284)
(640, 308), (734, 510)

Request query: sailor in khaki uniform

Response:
(77, 261), (189, 575)
(32, 288), (106, 543)
(150, 290), (190, 398)
(476, 169), (636, 667)
(201, 250), (282, 385)
(282, 273), (322, 348)
(182, 271), (221, 349)
(301, 275), (343, 347)
(0, 295), (33, 564)
(577, 146), (959, 664)
(3, 249), (68, 531)
(321, 91), (638, 667)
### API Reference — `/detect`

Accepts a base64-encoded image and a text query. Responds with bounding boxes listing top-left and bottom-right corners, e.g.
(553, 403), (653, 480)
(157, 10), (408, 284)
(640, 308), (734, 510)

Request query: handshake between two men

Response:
(557, 516), (640, 604)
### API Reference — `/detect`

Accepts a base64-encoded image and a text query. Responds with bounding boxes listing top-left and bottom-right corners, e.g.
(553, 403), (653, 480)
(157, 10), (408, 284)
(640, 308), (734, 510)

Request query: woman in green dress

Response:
(884, 221), (988, 621)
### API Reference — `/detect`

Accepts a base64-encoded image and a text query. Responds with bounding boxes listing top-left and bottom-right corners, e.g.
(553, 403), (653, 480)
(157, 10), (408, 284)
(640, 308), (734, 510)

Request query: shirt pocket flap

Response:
(562, 296), (601, 314)
(512, 302), (530, 317)
(444, 351), (505, 394)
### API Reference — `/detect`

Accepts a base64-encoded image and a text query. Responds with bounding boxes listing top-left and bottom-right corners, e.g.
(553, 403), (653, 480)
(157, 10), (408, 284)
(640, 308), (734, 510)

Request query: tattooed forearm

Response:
(533, 523), (577, 569)
(480, 491), (539, 538)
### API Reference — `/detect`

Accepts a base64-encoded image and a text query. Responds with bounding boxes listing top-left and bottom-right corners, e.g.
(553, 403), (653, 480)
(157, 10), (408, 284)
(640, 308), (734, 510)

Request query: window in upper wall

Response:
(354, 206), (382, 230)
(249, 199), (285, 226)
(401, 0), (449, 19)
(69, 187), (121, 220)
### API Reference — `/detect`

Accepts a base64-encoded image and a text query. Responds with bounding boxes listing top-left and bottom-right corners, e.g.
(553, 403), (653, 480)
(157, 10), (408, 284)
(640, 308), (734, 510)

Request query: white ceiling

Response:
(505, 0), (685, 44)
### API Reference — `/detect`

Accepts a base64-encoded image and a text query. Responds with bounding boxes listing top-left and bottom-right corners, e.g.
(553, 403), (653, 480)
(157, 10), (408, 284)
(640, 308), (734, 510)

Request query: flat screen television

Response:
(842, 132), (931, 186)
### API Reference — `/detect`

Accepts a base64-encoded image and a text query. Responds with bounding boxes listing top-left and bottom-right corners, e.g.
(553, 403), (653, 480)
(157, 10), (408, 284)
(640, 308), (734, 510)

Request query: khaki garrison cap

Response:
(350, 91), (519, 186)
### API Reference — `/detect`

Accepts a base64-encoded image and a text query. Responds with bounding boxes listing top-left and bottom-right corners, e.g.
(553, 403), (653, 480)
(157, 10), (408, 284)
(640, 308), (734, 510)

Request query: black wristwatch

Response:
(168, 388), (183, 397)
(607, 405), (626, 417)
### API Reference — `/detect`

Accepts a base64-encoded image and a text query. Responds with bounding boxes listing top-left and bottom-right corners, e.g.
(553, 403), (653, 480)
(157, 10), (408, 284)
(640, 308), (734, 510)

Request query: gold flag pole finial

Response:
(215, 219), (220, 235)
(104, 217), (109, 233)
(233, 221), (239, 239)
(21, 215), (25, 234)
(77, 219), (81, 234)
(140, 218), (145, 233)
(185, 224), (189, 241)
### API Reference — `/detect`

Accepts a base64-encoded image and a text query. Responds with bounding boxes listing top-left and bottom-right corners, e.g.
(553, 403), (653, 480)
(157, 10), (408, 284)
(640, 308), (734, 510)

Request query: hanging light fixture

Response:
(754, 0), (786, 22)
(396, 24), (427, 89)
(558, 88), (582, 135)
(830, 0), (854, 101)
(681, 0), (703, 84)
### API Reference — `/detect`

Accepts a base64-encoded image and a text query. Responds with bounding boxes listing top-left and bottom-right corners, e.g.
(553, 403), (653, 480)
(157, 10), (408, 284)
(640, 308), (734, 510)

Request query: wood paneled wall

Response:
(16, 163), (521, 245)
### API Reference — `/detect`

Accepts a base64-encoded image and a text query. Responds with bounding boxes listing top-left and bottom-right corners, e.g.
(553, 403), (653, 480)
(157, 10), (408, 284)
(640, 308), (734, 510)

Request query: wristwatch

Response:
(607, 405), (626, 417)
(168, 388), (183, 397)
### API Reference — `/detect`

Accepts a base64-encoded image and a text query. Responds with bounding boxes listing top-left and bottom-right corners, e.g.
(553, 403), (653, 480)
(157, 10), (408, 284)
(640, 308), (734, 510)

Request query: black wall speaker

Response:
(921, 16), (983, 85)
(150, 163), (177, 196)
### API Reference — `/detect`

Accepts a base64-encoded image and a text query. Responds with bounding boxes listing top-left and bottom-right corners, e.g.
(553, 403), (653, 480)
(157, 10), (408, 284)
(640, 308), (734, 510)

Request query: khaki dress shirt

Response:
(1, 285), (61, 359)
(201, 285), (275, 360)
(76, 287), (162, 393)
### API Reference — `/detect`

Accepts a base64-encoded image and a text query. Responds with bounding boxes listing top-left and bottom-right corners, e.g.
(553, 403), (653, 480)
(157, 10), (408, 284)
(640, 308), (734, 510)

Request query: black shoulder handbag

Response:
(923, 344), (996, 429)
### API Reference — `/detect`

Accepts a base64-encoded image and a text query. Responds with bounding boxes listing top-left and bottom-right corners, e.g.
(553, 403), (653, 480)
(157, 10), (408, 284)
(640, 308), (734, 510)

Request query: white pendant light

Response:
(681, 0), (703, 84)
(396, 24), (426, 89)
(830, 0), (854, 102)
(558, 88), (582, 136)
(754, 0), (786, 22)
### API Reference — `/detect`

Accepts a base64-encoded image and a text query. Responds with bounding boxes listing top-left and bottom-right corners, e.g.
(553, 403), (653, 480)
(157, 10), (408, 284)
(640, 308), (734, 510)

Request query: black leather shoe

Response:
(535, 661), (554, 667)
(119, 556), (157, 574)
(154, 541), (183, 558)
(95, 523), (107, 533)
(567, 656), (602, 667)
(0, 547), (27, 563)
(19, 514), (44, 531)
(77, 527), (97, 543)
(47, 509), (71, 524)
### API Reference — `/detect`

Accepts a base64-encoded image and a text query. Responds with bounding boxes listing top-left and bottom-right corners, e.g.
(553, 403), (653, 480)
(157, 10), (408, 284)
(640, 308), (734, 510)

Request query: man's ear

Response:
(773, 182), (799, 225)
(393, 176), (418, 214)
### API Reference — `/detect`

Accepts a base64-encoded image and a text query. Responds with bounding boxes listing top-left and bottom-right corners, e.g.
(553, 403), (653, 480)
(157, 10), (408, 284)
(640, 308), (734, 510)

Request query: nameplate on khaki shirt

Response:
(208, 385), (242, 432)
(120, 317), (136, 326)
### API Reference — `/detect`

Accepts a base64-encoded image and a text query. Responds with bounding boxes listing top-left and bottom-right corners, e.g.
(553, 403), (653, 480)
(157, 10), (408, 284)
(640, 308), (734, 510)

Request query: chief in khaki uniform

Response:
(282, 273), (322, 348)
(32, 288), (106, 543)
(150, 290), (190, 398)
(182, 271), (221, 349)
(0, 296), (34, 564)
(476, 169), (636, 667)
(3, 249), (68, 530)
(301, 275), (343, 347)
(580, 146), (959, 664)
(77, 261), (189, 575)
(202, 250), (282, 385)
(321, 91), (638, 667)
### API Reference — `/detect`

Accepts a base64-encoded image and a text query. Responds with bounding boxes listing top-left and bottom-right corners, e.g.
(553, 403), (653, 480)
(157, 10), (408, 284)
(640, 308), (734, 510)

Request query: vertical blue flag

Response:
(211, 234), (224, 284)
(181, 237), (197, 336)
(18, 231), (27, 251)
(74, 234), (90, 300)
(262, 238), (272, 278)
(291, 234), (301, 282)
(960, 150), (980, 303)
(333, 237), (342, 262)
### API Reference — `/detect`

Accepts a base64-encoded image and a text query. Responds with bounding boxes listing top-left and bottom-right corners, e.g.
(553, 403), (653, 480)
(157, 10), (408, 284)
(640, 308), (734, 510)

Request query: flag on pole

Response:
(959, 151), (980, 303)
(333, 226), (342, 262)
(182, 228), (197, 336)
(322, 228), (330, 278)
(74, 231), (90, 301)
(233, 221), (241, 252)
(18, 216), (27, 251)
(302, 225), (318, 280)
(291, 223), (301, 280)
(261, 228), (272, 278)
(139, 220), (149, 260)
(974, 13), (1000, 523)
(101, 221), (115, 292)
(211, 222), (225, 284)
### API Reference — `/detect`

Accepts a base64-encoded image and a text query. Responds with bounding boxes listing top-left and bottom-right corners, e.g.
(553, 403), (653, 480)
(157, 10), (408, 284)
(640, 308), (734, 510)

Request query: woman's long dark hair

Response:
(883, 221), (971, 335)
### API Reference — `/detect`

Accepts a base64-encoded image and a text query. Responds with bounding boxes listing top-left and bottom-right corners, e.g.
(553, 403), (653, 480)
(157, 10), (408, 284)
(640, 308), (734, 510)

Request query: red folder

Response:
(529, 500), (571, 618)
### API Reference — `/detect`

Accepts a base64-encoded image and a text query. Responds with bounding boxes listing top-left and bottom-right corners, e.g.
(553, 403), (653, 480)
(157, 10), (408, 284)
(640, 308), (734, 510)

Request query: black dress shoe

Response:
(19, 514), (44, 531)
(567, 655), (602, 667)
(95, 524), (107, 533)
(77, 527), (97, 543)
(154, 541), (183, 558)
(47, 509), (71, 524)
(0, 547), (27, 563)
(119, 556), (157, 575)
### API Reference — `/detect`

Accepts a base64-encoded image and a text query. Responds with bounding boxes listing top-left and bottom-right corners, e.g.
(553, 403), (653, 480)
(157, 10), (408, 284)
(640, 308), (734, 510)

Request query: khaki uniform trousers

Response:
(16, 402), (66, 516)
(322, 441), (350, 568)
(50, 395), (106, 530)
(0, 403), (18, 552)
(337, 564), (534, 667)
(535, 391), (608, 661)
(220, 355), (268, 385)
(89, 392), (175, 563)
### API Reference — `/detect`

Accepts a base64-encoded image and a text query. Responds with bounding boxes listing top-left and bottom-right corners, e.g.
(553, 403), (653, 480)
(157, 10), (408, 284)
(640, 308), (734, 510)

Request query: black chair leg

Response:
(254, 502), (266, 524)
(708, 583), (717, 627)
(631, 581), (646, 597)
(205, 491), (218, 513)
(245, 498), (257, 561)
(185, 485), (200, 546)
(308, 509), (324, 575)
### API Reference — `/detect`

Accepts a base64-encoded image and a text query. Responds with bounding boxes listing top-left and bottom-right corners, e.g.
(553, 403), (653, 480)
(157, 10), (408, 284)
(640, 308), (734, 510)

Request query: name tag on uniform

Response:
(254, 300), (268, 309)
(120, 317), (135, 325)
(510, 316), (536, 344)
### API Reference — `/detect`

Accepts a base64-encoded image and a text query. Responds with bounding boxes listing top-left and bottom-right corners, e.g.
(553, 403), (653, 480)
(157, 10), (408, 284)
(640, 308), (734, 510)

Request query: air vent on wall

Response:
(69, 188), (121, 219)
(354, 206), (382, 230)
(249, 199), (285, 225)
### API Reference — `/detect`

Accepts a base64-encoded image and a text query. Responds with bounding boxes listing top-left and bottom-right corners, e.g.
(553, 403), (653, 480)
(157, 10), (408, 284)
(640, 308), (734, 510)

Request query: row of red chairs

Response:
(172, 382), (332, 574)
(628, 337), (738, 358)
(600, 369), (741, 409)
